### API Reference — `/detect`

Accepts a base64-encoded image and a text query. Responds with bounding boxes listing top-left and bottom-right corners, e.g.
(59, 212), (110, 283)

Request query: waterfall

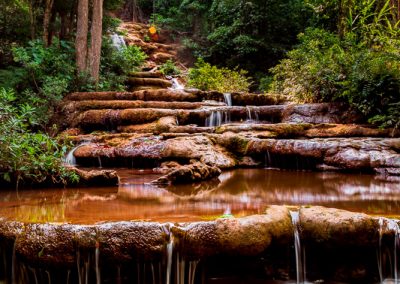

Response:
(166, 224), (174, 284)
(11, 240), (16, 284)
(95, 242), (100, 284)
(290, 211), (306, 284)
(379, 218), (400, 283)
(97, 156), (103, 169)
(223, 93), (232, 106)
(264, 150), (272, 168)
(205, 110), (230, 127)
(64, 142), (89, 166)
(378, 218), (384, 283)
(110, 33), (126, 51)
(246, 106), (259, 123)
(171, 78), (185, 90)
(188, 260), (199, 284)
(390, 220), (399, 283)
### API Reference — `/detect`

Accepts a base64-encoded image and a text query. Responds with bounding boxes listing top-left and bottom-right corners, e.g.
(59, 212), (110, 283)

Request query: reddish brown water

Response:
(0, 169), (399, 224)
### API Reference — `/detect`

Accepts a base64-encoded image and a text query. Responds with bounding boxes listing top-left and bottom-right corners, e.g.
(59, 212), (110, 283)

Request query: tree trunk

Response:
(59, 11), (68, 40)
(43, 0), (54, 46)
(75, 0), (89, 73)
(132, 0), (143, 22)
(28, 0), (36, 40)
(88, 0), (103, 83)
(68, 3), (77, 38)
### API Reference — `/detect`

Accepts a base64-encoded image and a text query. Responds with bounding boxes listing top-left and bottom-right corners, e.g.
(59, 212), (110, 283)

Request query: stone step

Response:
(64, 90), (286, 106)
(69, 104), (362, 132)
(126, 77), (172, 88)
(65, 90), (199, 102)
(62, 100), (225, 113)
(129, 71), (163, 78)
(70, 133), (400, 175)
(215, 123), (400, 138)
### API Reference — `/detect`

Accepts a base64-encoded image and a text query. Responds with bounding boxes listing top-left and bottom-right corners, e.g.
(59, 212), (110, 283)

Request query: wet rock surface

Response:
(68, 166), (119, 186)
(171, 205), (293, 258)
(152, 162), (221, 185)
(0, 204), (398, 282)
(299, 206), (380, 246)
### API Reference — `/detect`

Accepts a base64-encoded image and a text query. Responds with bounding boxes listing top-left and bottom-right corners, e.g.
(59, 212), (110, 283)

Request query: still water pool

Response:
(0, 169), (398, 224)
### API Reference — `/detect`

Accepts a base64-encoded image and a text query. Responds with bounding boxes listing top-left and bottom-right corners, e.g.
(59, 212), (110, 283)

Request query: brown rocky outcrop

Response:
(126, 77), (172, 89)
(152, 162), (221, 185)
(68, 167), (119, 186)
(171, 206), (293, 258)
(299, 206), (380, 246)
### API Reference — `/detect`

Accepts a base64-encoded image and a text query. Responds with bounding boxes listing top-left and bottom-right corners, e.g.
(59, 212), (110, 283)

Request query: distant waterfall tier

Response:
(110, 33), (126, 50)
(246, 105), (260, 122)
(223, 93), (232, 106)
(170, 78), (185, 90)
(205, 110), (231, 127)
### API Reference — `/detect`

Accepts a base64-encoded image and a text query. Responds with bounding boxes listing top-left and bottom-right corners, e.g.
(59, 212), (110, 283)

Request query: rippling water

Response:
(0, 169), (399, 224)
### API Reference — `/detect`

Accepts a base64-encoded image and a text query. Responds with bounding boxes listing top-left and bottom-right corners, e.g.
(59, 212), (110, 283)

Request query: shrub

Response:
(188, 58), (251, 93)
(159, 59), (181, 76)
(271, 27), (400, 128)
(270, 0), (400, 129)
(0, 88), (79, 187)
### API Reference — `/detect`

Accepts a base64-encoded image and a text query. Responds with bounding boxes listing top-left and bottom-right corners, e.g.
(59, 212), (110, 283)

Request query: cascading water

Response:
(246, 106), (259, 123)
(378, 218), (400, 283)
(110, 33), (126, 51)
(205, 111), (221, 127)
(223, 93), (232, 107)
(166, 224), (174, 284)
(205, 110), (230, 127)
(64, 142), (90, 166)
(290, 211), (306, 284)
(264, 150), (272, 168)
(95, 242), (100, 284)
(170, 78), (185, 90)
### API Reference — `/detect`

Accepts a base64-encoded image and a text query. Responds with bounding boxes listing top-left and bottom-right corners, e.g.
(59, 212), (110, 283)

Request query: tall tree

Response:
(88, 0), (103, 82)
(75, 0), (89, 73)
(43, 0), (54, 46)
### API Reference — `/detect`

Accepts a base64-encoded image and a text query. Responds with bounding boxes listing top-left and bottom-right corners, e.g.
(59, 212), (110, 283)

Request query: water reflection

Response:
(0, 169), (399, 224)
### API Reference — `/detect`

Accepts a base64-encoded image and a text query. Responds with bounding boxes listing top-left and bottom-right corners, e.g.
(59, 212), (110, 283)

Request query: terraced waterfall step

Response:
(1, 205), (399, 283)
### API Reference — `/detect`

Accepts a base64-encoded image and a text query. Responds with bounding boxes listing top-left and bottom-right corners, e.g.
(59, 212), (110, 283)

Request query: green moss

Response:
(227, 136), (249, 155)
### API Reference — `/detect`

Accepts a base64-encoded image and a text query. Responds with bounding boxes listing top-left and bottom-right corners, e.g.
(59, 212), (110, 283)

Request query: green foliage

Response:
(188, 58), (251, 93)
(0, 88), (79, 187)
(100, 40), (147, 89)
(12, 39), (75, 99)
(0, 0), (31, 65)
(258, 76), (274, 92)
(139, 0), (311, 75)
(159, 60), (181, 76)
(270, 28), (346, 103)
(271, 0), (400, 128)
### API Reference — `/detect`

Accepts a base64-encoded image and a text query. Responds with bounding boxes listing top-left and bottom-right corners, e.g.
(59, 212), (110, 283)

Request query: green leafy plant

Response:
(270, 0), (400, 129)
(159, 59), (181, 76)
(0, 88), (79, 188)
(188, 58), (251, 93)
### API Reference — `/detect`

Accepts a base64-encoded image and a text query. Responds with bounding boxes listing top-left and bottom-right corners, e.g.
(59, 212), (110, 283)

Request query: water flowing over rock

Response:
(0, 206), (399, 283)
